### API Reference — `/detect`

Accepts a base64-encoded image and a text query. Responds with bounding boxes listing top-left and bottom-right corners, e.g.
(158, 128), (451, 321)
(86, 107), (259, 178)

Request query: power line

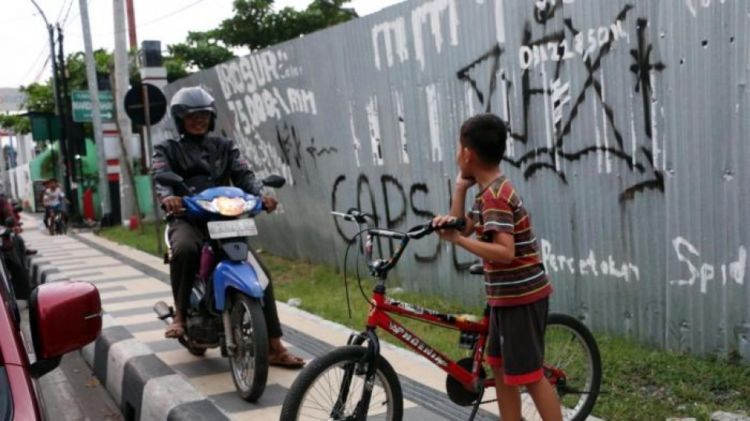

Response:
(139, 0), (208, 28)
(32, 56), (51, 83)
(17, 42), (50, 87)
(60, 0), (76, 27)
(55, 0), (71, 24)
(66, 0), (209, 39)
(63, 0), (88, 29)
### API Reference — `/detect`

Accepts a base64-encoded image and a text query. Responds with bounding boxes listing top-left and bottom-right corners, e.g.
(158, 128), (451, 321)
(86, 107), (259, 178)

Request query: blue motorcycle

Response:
(153, 172), (284, 402)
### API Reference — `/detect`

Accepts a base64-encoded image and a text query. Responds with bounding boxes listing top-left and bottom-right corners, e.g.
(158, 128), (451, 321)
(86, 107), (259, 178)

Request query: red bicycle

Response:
(281, 210), (601, 420)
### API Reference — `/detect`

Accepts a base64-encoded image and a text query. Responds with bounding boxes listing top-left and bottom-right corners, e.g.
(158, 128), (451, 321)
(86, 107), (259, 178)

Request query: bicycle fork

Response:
(330, 330), (381, 420)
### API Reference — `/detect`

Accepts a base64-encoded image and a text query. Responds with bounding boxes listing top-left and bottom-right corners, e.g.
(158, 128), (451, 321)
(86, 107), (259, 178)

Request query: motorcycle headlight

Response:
(195, 199), (217, 213)
(215, 197), (246, 216)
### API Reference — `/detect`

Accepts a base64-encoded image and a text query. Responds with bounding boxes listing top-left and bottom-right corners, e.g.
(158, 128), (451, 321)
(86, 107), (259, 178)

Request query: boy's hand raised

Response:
(455, 172), (476, 191)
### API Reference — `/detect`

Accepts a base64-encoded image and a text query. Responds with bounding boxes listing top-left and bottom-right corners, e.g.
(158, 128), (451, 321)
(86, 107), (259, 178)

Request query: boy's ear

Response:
(465, 147), (479, 164)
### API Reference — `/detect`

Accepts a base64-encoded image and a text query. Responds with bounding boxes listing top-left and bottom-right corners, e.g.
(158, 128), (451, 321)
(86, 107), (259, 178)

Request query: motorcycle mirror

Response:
(155, 172), (185, 187)
(262, 175), (286, 188)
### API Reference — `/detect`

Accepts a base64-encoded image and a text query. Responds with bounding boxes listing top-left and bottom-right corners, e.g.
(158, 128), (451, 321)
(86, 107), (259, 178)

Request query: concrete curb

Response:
(29, 254), (229, 421)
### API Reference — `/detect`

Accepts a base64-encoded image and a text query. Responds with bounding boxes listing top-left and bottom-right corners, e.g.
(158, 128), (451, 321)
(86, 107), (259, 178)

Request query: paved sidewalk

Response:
(23, 216), (503, 420)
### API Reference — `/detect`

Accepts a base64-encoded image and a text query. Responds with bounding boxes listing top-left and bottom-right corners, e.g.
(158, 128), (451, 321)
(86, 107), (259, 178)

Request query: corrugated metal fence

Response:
(160, 0), (750, 360)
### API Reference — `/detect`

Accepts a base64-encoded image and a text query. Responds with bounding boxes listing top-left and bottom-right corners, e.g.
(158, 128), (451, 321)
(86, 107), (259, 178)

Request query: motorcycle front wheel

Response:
(228, 293), (268, 402)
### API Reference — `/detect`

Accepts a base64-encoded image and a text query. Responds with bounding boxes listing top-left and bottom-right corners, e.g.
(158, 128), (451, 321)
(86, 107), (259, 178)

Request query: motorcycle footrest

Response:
(153, 301), (174, 320)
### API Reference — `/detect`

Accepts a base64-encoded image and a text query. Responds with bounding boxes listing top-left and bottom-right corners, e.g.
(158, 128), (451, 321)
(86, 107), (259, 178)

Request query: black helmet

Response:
(170, 86), (217, 135)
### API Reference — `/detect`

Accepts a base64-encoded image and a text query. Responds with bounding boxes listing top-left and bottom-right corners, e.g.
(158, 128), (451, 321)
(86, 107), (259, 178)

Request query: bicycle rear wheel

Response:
(281, 345), (403, 421)
(518, 313), (602, 421)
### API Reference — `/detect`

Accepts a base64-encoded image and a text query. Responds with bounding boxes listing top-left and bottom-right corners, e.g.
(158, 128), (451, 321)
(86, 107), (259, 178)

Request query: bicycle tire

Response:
(542, 313), (602, 421)
(281, 345), (404, 421)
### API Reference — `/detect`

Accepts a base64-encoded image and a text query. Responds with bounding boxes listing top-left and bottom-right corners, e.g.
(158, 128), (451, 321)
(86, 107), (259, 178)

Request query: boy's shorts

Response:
(486, 297), (549, 386)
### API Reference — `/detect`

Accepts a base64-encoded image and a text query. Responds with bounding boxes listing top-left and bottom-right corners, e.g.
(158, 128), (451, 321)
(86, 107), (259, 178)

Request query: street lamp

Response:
(29, 0), (79, 222)
(28, 0), (60, 116)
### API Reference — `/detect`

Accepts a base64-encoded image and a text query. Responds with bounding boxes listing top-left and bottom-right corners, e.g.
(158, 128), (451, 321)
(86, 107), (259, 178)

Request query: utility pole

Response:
(113, 0), (136, 225)
(29, 1), (60, 116)
(78, 0), (112, 224)
(125, 0), (138, 50)
(56, 24), (79, 220)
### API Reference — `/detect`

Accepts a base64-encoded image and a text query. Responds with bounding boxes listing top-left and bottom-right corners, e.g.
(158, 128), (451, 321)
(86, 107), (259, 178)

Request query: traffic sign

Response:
(71, 90), (114, 122)
(124, 83), (167, 126)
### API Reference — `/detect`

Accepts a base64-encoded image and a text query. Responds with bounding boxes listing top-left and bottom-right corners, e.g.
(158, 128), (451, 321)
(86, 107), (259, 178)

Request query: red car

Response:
(0, 264), (101, 420)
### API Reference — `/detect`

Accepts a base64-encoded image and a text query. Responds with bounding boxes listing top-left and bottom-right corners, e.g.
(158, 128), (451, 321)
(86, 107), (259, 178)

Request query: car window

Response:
(0, 367), (13, 421)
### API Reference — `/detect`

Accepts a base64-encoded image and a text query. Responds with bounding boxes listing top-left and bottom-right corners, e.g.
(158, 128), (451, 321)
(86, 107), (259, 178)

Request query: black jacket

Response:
(151, 136), (263, 199)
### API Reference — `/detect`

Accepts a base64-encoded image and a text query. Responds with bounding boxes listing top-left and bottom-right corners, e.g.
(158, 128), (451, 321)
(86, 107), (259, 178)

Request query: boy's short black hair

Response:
(459, 113), (508, 166)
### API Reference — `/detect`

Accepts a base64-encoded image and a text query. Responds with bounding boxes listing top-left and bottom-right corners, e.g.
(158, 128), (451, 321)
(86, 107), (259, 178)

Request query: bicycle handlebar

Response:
(332, 209), (466, 278)
(407, 218), (466, 239)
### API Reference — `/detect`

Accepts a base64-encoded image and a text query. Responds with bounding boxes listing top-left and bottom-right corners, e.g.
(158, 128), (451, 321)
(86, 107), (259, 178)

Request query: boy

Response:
(433, 114), (561, 421)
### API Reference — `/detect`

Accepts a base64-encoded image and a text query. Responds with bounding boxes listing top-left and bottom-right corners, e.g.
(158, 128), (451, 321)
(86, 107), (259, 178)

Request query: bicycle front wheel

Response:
(281, 345), (403, 421)
(518, 313), (601, 421)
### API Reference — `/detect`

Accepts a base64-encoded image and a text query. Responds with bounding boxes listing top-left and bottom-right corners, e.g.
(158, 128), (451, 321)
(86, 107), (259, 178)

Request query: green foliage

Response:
(168, 31), (235, 71)
(214, 0), (357, 50)
(0, 114), (31, 134)
(65, 49), (113, 91)
(161, 0), (358, 79)
(164, 56), (190, 83)
(19, 82), (55, 113)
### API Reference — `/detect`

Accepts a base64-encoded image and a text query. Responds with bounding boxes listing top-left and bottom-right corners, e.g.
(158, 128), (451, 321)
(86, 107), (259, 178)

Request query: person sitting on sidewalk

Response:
(151, 86), (304, 369)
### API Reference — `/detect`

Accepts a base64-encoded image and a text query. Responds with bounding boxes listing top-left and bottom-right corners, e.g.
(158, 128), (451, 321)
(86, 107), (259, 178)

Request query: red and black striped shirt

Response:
(470, 176), (551, 307)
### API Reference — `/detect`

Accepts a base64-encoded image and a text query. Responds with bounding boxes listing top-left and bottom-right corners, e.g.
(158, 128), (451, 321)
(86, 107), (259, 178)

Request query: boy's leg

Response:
(492, 366), (522, 420)
(526, 377), (562, 421)
(497, 298), (562, 420)
(487, 307), (522, 420)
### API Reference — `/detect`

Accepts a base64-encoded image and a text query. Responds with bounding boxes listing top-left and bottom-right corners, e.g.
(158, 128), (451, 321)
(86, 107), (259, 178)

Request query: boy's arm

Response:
(448, 175), (475, 237)
(453, 232), (515, 264)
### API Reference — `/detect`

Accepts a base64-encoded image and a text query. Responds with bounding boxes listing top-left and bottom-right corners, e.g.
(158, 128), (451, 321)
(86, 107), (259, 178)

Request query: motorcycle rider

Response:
(151, 86), (304, 368)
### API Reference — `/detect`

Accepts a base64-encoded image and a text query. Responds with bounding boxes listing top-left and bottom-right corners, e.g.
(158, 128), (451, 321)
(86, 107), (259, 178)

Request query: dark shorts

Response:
(486, 297), (549, 386)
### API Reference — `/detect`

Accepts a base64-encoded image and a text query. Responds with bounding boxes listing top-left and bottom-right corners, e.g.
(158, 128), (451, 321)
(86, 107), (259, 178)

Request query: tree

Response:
(65, 49), (113, 91)
(164, 56), (190, 82)
(214, 0), (357, 50)
(19, 82), (55, 113)
(162, 0), (358, 79)
(168, 31), (235, 71)
(0, 114), (31, 134)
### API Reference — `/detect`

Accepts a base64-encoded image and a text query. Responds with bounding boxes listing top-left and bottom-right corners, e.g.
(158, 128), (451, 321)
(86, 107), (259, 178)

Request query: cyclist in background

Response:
(42, 178), (65, 234)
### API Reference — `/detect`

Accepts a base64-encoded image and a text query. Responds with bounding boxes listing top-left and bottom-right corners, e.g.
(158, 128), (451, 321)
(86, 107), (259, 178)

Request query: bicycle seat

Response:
(469, 263), (484, 275)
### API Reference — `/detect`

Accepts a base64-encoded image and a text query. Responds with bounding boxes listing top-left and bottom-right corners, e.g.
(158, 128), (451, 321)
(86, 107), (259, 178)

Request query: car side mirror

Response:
(155, 172), (185, 187)
(262, 175), (286, 189)
(28, 282), (101, 378)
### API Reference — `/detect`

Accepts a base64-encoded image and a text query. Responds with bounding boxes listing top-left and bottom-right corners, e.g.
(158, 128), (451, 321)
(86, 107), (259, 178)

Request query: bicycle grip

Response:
(438, 218), (466, 231)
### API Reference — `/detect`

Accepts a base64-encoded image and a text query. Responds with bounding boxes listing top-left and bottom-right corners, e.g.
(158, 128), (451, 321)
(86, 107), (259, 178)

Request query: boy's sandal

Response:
(269, 351), (305, 369)
(165, 322), (185, 338)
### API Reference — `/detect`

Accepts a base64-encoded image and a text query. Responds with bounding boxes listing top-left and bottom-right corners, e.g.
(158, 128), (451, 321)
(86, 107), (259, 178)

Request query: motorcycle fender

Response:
(213, 261), (264, 311)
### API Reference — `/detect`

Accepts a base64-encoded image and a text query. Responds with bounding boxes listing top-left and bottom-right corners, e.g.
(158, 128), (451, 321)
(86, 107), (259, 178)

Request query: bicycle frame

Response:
(366, 287), (496, 392)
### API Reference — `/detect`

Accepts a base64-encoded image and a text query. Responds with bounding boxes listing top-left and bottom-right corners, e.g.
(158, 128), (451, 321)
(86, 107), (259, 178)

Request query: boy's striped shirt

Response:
(470, 176), (551, 307)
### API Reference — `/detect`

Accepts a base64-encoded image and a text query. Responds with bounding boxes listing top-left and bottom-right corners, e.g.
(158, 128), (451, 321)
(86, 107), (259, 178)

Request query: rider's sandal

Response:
(269, 351), (305, 369)
(164, 322), (185, 338)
